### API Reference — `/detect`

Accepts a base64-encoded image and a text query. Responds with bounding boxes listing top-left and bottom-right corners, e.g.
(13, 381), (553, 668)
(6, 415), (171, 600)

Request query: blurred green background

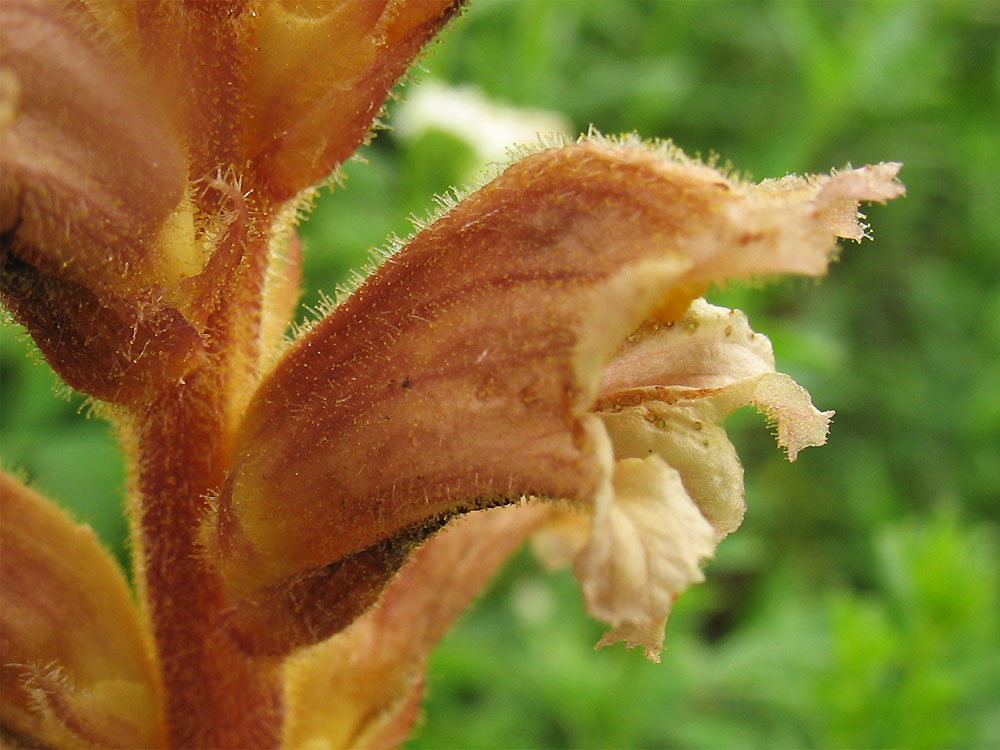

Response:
(2, 0), (998, 747)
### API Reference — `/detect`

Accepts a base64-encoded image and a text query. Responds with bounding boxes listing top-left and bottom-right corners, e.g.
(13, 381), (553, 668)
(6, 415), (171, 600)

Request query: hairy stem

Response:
(122, 211), (279, 747)
(128, 369), (282, 749)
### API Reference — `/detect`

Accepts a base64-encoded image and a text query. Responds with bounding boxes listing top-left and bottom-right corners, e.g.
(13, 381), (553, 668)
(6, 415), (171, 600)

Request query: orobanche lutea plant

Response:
(0, 1), (904, 748)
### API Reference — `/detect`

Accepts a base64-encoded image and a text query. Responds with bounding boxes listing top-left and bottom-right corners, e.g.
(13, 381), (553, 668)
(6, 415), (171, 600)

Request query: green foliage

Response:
(0, 325), (129, 566)
(408, 513), (999, 749)
(2, 0), (997, 747)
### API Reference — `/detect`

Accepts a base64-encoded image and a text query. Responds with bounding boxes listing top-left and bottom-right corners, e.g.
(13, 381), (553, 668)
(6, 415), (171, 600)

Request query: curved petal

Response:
(0, 472), (164, 748)
(579, 300), (833, 655)
(0, 0), (189, 296)
(750, 371), (834, 460)
(244, 0), (466, 201)
(574, 455), (715, 661)
(597, 297), (777, 395)
(282, 504), (551, 749)
(596, 298), (832, 539)
(698, 160), (905, 281)
(205, 138), (903, 654)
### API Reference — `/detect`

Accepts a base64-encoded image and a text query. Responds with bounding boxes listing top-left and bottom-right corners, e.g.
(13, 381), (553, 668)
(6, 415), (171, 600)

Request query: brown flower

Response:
(0, 1), (904, 747)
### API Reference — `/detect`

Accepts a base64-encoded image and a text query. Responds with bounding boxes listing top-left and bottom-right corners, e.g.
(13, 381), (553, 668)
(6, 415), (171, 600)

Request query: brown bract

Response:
(281, 504), (554, 748)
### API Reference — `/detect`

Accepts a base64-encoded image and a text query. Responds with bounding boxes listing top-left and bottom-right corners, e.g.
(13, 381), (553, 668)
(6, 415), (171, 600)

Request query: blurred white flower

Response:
(393, 79), (573, 167)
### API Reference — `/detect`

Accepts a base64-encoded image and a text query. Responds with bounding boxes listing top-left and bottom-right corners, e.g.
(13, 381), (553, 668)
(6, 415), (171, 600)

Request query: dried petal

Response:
(0, 472), (164, 748)
(704, 161), (905, 280)
(756, 162), (906, 241)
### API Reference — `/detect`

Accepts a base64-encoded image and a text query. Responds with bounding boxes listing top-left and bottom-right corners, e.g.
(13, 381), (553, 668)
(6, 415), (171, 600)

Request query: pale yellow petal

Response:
(600, 401), (746, 540)
(598, 298), (775, 396)
(596, 299), (831, 533)
(594, 300), (768, 538)
(751, 372), (834, 461)
(571, 298), (833, 655)
(574, 456), (715, 655)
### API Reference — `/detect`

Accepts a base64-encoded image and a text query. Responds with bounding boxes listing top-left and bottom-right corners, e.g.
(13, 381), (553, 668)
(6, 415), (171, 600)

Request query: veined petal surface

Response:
(582, 299), (834, 656)
(597, 298), (833, 535)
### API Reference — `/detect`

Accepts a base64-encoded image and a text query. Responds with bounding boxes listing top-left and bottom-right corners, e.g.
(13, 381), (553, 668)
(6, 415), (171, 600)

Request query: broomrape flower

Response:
(0, 0), (904, 747)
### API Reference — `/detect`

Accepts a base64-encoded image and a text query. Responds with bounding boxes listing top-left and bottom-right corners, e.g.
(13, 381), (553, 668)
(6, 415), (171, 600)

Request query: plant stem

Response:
(130, 369), (282, 748)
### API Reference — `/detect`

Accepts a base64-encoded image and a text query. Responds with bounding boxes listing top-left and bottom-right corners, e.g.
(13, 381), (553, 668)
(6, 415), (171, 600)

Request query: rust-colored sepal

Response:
(0, 472), (165, 748)
(204, 136), (904, 656)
